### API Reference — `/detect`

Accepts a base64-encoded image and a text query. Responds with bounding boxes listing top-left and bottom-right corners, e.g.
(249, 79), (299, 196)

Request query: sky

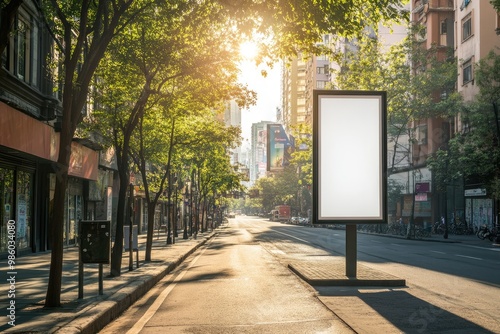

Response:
(238, 60), (281, 149)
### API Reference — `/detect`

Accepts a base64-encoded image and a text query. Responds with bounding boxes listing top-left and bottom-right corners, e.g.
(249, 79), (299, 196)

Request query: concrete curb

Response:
(53, 233), (215, 334)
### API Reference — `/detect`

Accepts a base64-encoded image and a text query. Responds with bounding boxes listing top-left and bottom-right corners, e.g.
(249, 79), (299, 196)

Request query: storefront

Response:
(48, 142), (99, 246)
(0, 161), (35, 253)
(1, 100), (99, 254)
(465, 188), (494, 231)
(0, 102), (55, 255)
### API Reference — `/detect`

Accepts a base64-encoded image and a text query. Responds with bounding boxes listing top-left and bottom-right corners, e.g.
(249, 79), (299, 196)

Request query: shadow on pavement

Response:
(316, 287), (495, 334)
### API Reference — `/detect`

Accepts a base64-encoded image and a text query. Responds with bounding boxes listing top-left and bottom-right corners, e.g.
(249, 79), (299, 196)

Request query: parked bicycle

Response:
(476, 224), (499, 241)
(387, 222), (406, 236)
(414, 226), (432, 239)
(449, 218), (473, 235)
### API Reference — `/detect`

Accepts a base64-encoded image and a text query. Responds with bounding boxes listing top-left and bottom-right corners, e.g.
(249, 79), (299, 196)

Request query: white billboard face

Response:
(313, 91), (387, 224)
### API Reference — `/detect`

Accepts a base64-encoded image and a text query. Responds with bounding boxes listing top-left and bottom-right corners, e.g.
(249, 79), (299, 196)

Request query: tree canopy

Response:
(0, 0), (411, 307)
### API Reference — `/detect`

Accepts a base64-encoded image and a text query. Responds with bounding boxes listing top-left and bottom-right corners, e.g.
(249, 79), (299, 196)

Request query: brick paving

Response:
(288, 257), (406, 287)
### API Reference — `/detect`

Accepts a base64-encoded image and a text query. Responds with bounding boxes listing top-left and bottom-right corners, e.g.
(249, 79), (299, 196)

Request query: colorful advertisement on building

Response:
(267, 124), (292, 172)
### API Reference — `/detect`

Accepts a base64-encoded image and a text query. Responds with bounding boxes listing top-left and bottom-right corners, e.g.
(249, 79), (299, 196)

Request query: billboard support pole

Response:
(313, 90), (387, 280)
(346, 225), (357, 277)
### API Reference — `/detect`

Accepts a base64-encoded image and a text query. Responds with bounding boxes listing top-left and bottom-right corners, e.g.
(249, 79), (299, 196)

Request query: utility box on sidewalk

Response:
(78, 220), (110, 298)
(80, 220), (111, 264)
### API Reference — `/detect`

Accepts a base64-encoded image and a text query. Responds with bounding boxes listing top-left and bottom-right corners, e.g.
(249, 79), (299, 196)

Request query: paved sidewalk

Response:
(1, 227), (218, 334)
(360, 229), (500, 247)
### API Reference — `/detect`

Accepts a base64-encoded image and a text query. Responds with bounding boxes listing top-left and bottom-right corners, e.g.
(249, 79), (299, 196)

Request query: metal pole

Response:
(345, 224), (357, 278)
(78, 233), (84, 298)
(128, 183), (134, 271)
(183, 185), (189, 239)
(98, 264), (103, 295)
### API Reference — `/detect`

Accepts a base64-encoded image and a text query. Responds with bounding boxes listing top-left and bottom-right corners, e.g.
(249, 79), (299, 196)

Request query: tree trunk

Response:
(45, 126), (72, 307)
(110, 166), (129, 276)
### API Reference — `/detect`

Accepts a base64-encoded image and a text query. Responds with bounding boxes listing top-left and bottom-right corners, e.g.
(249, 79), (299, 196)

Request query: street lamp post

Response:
(173, 175), (178, 241)
(166, 199), (172, 244)
(183, 181), (189, 239)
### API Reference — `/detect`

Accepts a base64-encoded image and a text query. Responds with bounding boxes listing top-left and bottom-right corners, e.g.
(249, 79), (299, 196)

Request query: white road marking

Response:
(273, 230), (311, 244)
(430, 250), (446, 254)
(126, 238), (214, 334)
(462, 244), (500, 252)
(456, 254), (482, 261)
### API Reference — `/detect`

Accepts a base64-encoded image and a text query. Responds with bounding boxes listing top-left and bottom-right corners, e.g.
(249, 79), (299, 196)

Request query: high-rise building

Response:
(249, 121), (274, 185)
(223, 100), (242, 166)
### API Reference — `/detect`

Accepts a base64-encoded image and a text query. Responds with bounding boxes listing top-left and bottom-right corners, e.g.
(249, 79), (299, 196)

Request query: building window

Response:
(440, 19), (448, 46)
(4, 9), (40, 87)
(16, 18), (29, 80)
(463, 60), (473, 85)
(316, 81), (326, 89)
(462, 14), (472, 41)
(440, 19), (447, 34)
(416, 125), (428, 145)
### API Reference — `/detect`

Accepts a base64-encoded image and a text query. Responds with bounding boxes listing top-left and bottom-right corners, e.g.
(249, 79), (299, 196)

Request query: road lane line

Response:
(430, 250), (446, 254)
(462, 244), (500, 252)
(126, 238), (214, 334)
(272, 230), (311, 244)
(456, 254), (482, 261)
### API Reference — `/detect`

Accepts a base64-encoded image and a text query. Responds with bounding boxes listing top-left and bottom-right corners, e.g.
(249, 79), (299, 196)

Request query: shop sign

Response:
(415, 182), (430, 193)
(415, 193), (427, 201)
(464, 188), (486, 197)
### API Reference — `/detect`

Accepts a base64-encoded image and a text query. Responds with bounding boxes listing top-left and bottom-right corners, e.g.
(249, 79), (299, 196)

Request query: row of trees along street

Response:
(240, 24), (500, 229)
(1, 0), (408, 307)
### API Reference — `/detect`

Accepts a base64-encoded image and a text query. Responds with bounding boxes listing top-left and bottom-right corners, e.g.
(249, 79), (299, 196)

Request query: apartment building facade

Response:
(398, 0), (500, 229)
(453, 0), (500, 228)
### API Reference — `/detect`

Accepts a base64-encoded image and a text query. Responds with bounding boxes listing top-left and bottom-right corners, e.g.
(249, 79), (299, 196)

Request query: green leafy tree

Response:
(90, 1), (252, 272)
(131, 106), (175, 261)
(491, 0), (500, 11)
(42, 0), (152, 307)
(255, 177), (279, 214)
(31, 0), (408, 307)
(333, 28), (460, 172)
(432, 51), (500, 200)
(333, 27), (461, 234)
(184, 115), (243, 233)
(475, 50), (500, 204)
(289, 124), (313, 215)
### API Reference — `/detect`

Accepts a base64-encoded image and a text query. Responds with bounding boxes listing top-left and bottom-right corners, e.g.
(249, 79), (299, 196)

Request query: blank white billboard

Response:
(313, 91), (387, 223)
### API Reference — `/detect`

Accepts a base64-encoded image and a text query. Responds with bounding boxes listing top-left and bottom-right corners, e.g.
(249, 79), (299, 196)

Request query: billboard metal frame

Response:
(313, 90), (387, 225)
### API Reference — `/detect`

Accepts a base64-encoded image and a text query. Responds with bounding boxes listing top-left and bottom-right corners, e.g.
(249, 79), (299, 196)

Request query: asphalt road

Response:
(243, 216), (500, 333)
(101, 216), (500, 333)
(100, 218), (353, 334)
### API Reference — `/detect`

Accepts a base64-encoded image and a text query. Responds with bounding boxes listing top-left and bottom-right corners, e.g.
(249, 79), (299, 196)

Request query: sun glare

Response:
(239, 40), (259, 61)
